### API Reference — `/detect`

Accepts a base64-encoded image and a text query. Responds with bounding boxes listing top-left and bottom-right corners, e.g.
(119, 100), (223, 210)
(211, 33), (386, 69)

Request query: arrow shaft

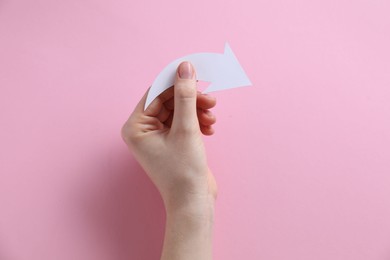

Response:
(174, 52), (226, 82)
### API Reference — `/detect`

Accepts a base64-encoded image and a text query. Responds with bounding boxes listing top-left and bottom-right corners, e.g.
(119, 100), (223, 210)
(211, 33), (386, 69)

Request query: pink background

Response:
(1, 0), (390, 259)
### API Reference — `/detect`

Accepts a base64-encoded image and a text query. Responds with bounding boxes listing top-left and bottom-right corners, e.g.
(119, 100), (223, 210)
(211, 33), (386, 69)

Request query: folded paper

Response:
(144, 43), (252, 110)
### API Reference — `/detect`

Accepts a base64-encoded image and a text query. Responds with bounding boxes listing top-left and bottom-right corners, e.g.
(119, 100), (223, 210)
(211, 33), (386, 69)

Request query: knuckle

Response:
(120, 122), (131, 144)
(121, 120), (141, 146)
(173, 123), (200, 137)
(175, 82), (197, 99)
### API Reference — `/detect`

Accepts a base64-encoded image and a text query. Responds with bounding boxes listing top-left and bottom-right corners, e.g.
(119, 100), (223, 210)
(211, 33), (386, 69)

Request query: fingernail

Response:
(178, 62), (194, 79)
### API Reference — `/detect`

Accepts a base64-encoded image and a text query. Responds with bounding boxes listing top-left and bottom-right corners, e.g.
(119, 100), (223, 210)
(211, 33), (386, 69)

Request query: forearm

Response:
(161, 198), (215, 260)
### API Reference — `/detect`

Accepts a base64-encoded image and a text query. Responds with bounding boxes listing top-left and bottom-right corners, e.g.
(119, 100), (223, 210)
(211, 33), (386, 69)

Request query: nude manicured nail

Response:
(178, 62), (194, 79)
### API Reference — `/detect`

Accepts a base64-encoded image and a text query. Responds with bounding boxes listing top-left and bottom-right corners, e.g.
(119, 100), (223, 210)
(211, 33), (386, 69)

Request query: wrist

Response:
(165, 199), (215, 234)
(164, 192), (215, 225)
(160, 169), (217, 212)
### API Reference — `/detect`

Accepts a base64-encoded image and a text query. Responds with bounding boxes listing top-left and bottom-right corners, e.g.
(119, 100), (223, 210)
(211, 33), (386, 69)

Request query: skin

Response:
(121, 61), (217, 260)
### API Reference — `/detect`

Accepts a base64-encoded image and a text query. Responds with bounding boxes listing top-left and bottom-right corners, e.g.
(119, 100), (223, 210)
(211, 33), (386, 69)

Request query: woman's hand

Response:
(121, 61), (217, 212)
(122, 62), (217, 259)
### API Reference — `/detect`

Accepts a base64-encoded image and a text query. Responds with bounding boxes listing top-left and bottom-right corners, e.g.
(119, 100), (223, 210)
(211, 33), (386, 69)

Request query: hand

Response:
(121, 62), (217, 212)
(122, 62), (217, 260)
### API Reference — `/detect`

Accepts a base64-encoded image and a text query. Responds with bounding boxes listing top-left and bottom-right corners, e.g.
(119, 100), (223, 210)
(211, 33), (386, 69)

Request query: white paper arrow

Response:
(144, 43), (252, 110)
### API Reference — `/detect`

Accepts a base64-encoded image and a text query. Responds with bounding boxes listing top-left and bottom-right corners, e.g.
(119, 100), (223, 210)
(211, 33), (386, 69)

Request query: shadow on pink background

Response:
(1, 0), (390, 259)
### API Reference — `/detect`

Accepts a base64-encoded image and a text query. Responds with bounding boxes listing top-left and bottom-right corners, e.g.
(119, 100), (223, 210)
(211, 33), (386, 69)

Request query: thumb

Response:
(171, 61), (199, 133)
